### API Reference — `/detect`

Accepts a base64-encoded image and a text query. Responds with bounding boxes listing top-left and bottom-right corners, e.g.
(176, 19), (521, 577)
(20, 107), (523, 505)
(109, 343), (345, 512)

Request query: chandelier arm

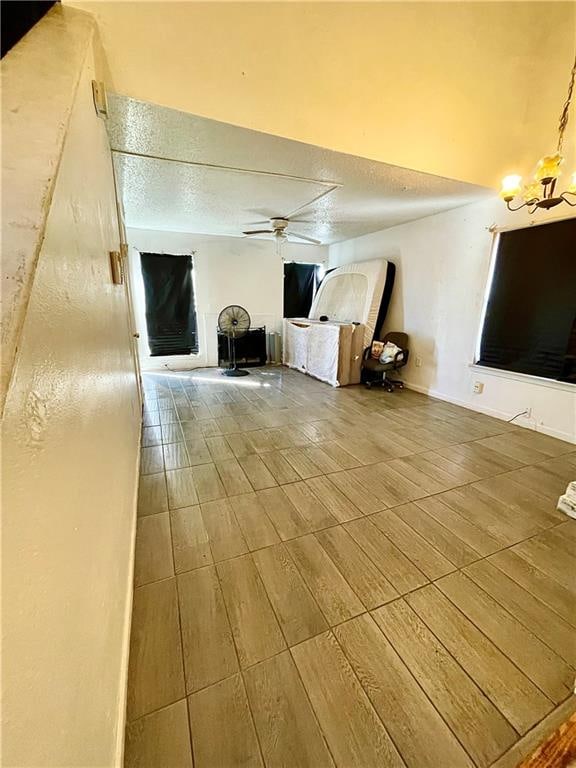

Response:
(560, 193), (576, 206)
(557, 52), (576, 154)
(506, 200), (529, 212)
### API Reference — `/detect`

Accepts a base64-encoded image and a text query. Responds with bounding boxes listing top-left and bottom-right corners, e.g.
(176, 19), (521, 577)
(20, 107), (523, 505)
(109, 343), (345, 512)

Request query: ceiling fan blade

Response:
(243, 229), (274, 236)
(242, 220), (271, 227)
(287, 231), (322, 245)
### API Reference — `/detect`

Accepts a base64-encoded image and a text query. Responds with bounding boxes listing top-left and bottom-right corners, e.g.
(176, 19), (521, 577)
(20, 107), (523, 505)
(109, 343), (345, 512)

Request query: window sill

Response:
(469, 363), (575, 393)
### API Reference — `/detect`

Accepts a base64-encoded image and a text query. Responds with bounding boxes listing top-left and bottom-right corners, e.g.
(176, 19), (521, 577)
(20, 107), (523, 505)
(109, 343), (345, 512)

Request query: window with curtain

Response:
(283, 262), (322, 318)
(477, 218), (576, 382)
(140, 252), (198, 356)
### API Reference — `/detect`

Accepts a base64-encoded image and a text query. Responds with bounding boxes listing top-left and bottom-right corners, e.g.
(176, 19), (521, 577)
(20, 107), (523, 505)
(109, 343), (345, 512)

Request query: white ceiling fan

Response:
(243, 217), (321, 245)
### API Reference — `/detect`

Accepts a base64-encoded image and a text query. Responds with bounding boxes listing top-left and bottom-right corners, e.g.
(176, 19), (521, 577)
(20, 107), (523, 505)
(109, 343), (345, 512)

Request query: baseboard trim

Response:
(403, 380), (575, 445)
(114, 425), (141, 767)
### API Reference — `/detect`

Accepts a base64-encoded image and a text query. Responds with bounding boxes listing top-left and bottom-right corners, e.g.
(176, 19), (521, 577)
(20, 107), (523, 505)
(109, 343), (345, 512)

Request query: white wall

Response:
(68, 1), (575, 189)
(2, 17), (140, 768)
(330, 203), (576, 443)
(126, 228), (328, 370)
(1, 4), (95, 414)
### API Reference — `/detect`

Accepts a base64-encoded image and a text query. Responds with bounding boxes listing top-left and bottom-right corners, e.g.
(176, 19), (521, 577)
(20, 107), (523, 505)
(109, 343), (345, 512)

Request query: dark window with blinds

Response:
(140, 253), (198, 356)
(477, 218), (576, 383)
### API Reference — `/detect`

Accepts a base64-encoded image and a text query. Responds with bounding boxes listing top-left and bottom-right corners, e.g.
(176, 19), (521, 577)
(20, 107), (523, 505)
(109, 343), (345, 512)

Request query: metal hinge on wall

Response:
(92, 80), (108, 119)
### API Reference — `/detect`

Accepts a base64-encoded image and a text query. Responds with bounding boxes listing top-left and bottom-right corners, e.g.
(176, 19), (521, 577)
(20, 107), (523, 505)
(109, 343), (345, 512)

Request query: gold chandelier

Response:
(500, 54), (576, 213)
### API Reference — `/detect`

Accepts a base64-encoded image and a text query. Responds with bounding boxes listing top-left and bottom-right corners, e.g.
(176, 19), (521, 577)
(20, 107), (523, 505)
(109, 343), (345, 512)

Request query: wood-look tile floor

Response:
(126, 367), (576, 768)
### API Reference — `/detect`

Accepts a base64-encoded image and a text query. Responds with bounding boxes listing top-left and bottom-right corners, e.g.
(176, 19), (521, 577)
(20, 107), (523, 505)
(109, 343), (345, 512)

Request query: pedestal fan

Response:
(218, 305), (251, 377)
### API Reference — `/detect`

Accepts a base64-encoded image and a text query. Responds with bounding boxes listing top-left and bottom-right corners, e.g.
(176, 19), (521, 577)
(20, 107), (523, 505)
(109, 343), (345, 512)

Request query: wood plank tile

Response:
(350, 462), (424, 506)
(372, 599), (517, 766)
(244, 651), (335, 768)
(238, 453), (278, 490)
(315, 525), (398, 609)
(286, 535), (364, 625)
(140, 446), (164, 475)
(280, 448), (324, 479)
(291, 631), (405, 768)
(345, 518), (428, 594)
(513, 536), (576, 592)
(437, 485), (541, 544)
(215, 457), (252, 496)
(475, 434), (551, 465)
(490, 549), (576, 628)
(436, 441), (523, 478)
(335, 436), (394, 465)
(381, 457), (448, 495)
(253, 543), (327, 646)
(206, 435), (234, 461)
(472, 474), (563, 528)
(306, 475), (363, 523)
(137, 472), (168, 518)
(231, 492), (280, 550)
(393, 501), (480, 567)
(162, 442), (190, 471)
(185, 437), (213, 466)
(178, 566), (238, 693)
(317, 440), (362, 469)
(190, 463), (226, 502)
(134, 513), (174, 587)
(256, 487), (312, 540)
(259, 450), (301, 484)
(161, 422), (184, 444)
(127, 579), (185, 721)
(464, 559), (576, 668)
(328, 470), (385, 514)
(200, 498), (248, 562)
(302, 446), (342, 474)
(171, 505), (213, 573)
(407, 584), (552, 733)
(166, 468), (199, 510)
(189, 674), (263, 768)
(125, 700), (193, 768)
(142, 425), (162, 448)
(413, 450), (482, 484)
(226, 432), (256, 458)
(370, 509), (455, 580)
(335, 614), (474, 768)
(282, 481), (337, 531)
(217, 554), (286, 667)
(414, 494), (502, 556)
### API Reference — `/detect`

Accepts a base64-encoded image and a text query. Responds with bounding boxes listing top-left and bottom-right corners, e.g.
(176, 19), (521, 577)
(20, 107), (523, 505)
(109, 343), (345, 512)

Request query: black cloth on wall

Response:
(478, 218), (576, 380)
(140, 252), (198, 356)
(283, 262), (319, 318)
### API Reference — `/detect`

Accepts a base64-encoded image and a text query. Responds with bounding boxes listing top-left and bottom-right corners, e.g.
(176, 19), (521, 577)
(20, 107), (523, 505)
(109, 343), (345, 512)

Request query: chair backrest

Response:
(383, 331), (408, 350)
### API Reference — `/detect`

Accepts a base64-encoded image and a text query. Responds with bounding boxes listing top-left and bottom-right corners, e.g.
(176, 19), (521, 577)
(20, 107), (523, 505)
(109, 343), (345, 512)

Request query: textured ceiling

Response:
(108, 94), (490, 244)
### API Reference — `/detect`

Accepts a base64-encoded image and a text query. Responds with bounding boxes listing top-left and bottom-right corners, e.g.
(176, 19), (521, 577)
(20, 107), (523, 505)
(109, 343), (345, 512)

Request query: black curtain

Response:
(478, 219), (576, 380)
(140, 253), (198, 356)
(283, 263), (319, 317)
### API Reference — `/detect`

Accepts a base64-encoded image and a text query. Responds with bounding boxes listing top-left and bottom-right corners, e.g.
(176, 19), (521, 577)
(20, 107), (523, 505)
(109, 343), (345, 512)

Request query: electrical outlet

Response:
(415, 356), (422, 368)
(525, 407), (532, 419)
(473, 381), (484, 394)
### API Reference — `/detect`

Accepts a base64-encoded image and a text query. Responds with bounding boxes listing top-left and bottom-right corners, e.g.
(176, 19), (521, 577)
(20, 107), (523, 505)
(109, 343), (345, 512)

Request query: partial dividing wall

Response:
(330, 204), (576, 443)
(67, 1), (575, 189)
(126, 228), (328, 370)
(2, 9), (140, 767)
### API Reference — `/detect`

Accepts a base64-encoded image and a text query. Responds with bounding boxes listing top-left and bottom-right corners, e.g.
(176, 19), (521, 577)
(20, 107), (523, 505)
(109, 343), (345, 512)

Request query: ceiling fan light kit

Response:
(500, 54), (576, 213)
(243, 216), (322, 253)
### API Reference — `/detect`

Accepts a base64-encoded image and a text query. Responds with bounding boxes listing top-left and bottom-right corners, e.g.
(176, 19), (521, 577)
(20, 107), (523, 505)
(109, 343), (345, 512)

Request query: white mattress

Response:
(309, 259), (391, 347)
(282, 319), (364, 386)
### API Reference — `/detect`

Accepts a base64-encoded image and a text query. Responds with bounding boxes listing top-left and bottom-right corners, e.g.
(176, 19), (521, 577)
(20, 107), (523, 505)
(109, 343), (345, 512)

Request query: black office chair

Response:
(361, 331), (409, 391)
